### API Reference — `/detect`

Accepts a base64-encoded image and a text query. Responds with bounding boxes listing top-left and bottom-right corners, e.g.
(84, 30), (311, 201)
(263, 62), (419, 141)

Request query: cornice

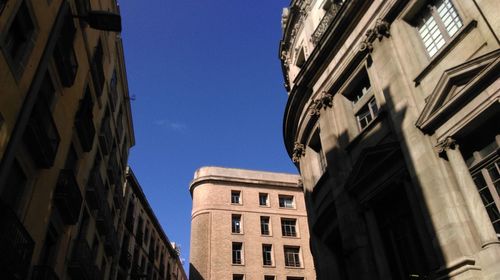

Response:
(189, 175), (301, 195)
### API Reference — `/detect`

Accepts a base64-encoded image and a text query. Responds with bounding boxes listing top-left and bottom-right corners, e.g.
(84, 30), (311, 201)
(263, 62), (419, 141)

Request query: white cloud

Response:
(154, 119), (187, 131)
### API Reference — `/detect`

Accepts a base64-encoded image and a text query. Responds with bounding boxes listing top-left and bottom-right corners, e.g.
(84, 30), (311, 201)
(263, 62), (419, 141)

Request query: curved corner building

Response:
(189, 167), (316, 280)
(279, 0), (500, 279)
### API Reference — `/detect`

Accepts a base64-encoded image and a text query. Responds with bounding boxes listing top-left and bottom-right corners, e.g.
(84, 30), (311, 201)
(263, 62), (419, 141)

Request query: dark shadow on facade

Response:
(189, 263), (205, 280)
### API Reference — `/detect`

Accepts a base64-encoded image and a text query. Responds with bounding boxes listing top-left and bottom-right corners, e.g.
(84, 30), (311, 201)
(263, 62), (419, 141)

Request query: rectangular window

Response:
(416, 0), (463, 57)
(281, 218), (297, 237)
(265, 276), (275, 280)
(356, 97), (378, 130)
(233, 275), (244, 280)
(287, 277), (304, 280)
(472, 159), (500, 235)
(231, 190), (241, 204)
(260, 216), (270, 235)
(53, 6), (78, 87)
(262, 244), (273, 266)
(284, 246), (301, 267)
(279, 195), (294, 208)
(232, 214), (241, 234)
(232, 242), (243, 265)
(91, 40), (105, 97)
(259, 193), (269, 206)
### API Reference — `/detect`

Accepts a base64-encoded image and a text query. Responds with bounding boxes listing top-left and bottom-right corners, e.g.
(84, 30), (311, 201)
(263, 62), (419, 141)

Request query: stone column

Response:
(437, 137), (500, 248)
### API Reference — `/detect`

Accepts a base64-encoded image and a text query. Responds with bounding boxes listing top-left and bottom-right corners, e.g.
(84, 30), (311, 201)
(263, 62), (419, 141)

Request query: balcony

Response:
(53, 169), (83, 225)
(113, 184), (123, 209)
(125, 213), (135, 232)
(53, 8), (77, 88)
(107, 156), (121, 187)
(0, 200), (35, 280)
(310, 1), (344, 46)
(68, 239), (101, 280)
(86, 169), (106, 210)
(99, 117), (112, 155)
(119, 251), (132, 270)
(159, 263), (165, 276)
(32, 265), (60, 280)
(135, 230), (143, 247)
(23, 99), (60, 168)
(91, 41), (105, 97)
(95, 202), (113, 235)
(75, 91), (95, 152)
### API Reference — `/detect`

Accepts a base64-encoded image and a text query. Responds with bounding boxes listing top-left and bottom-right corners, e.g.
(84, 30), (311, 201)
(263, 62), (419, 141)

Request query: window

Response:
(281, 218), (297, 237)
(2, 1), (36, 76)
(232, 242), (243, 264)
(231, 190), (241, 204)
(260, 216), (270, 235)
(284, 246), (301, 267)
(415, 0), (463, 57)
(309, 128), (327, 174)
(356, 97), (379, 130)
(232, 214), (242, 234)
(287, 277), (304, 280)
(472, 159), (500, 235)
(53, 6), (78, 87)
(279, 195), (294, 208)
(265, 276), (275, 280)
(262, 244), (273, 266)
(91, 40), (105, 97)
(233, 275), (244, 280)
(295, 47), (306, 68)
(1, 160), (28, 212)
(259, 193), (269, 206)
(344, 69), (378, 131)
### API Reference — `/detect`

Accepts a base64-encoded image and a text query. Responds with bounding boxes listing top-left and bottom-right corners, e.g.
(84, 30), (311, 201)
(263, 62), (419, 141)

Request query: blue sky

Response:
(119, 0), (295, 271)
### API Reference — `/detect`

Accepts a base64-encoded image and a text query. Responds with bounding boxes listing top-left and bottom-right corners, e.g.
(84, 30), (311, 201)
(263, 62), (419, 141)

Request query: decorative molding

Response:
(308, 91), (333, 116)
(310, 2), (344, 46)
(359, 18), (390, 53)
(292, 142), (305, 163)
(434, 137), (456, 156)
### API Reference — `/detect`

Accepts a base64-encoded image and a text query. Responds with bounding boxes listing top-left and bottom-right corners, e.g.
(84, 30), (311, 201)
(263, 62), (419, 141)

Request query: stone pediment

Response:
(416, 49), (500, 133)
(345, 142), (401, 193)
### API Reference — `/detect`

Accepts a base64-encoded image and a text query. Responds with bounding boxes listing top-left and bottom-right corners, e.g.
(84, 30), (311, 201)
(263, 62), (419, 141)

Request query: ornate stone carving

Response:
(359, 19), (390, 52)
(435, 137), (456, 156)
(309, 91), (333, 116)
(310, 2), (344, 46)
(292, 142), (305, 163)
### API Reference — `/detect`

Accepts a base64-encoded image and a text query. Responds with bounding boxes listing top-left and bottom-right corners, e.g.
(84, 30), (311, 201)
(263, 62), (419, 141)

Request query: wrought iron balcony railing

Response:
(95, 202), (113, 235)
(0, 199), (35, 280)
(86, 169), (106, 210)
(104, 227), (119, 257)
(310, 1), (345, 46)
(119, 251), (132, 269)
(68, 239), (101, 280)
(75, 91), (95, 152)
(99, 117), (113, 156)
(53, 169), (83, 225)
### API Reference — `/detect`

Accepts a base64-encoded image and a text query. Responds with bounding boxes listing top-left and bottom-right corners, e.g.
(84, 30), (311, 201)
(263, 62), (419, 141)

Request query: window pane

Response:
(281, 219), (297, 237)
(279, 195), (294, 208)
(232, 243), (243, 264)
(261, 217), (270, 235)
(284, 246), (301, 267)
(259, 193), (268, 206)
(231, 191), (241, 204)
(262, 244), (273, 265)
(232, 215), (241, 233)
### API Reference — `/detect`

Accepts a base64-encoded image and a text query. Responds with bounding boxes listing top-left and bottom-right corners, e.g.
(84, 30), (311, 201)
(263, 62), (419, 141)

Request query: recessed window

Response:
(259, 193), (269, 206)
(260, 216), (270, 235)
(262, 244), (273, 266)
(264, 276), (275, 280)
(2, 1), (36, 76)
(233, 275), (244, 280)
(295, 47), (306, 68)
(309, 128), (327, 174)
(281, 218), (297, 237)
(356, 97), (379, 130)
(415, 0), (463, 57)
(91, 40), (105, 97)
(232, 214), (242, 234)
(279, 195), (294, 208)
(472, 159), (500, 235)
(284, 246), (301, 267)
(232, 242), (243, 265)
(231, 190), (241, 204)
(287, 277), (304, 280)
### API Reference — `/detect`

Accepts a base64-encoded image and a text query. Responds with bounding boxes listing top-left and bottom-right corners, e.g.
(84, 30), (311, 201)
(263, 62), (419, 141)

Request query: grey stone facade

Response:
(279, 0), (500, 279)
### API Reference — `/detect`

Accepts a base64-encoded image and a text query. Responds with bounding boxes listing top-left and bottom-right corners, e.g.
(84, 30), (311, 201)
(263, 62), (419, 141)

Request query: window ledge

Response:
(232, 263), (245, 266)
(282, 236), (300, 239)
(414, 20), (478, 86)
(284, 266), (304, 269)
(232, 233), (244, 235)
(263, 265), (276, 268)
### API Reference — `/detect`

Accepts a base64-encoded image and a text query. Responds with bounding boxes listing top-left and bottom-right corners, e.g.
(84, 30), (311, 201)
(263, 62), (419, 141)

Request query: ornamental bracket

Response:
(434, 137), (456, 157)
(308, 91), (334, 116)
(292, 142), (306, 163)
(359, 18), (390, 53)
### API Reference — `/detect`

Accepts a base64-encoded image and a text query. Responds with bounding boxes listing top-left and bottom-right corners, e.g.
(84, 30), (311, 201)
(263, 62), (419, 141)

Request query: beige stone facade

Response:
(189, 167), (316, 280)
(280, 0), (500, 279)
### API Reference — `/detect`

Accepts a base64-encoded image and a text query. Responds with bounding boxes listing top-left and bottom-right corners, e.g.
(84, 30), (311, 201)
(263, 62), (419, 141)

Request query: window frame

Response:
(413, 0), (463, 58)
(231, 214), (242, 234)
(260, 216), (271, 236)
(231, 190), (242, 205)
(232, 242), (244, 265)
(283, 246), (301, 268)
(281, 218), (298, 237)
(262, 244), (273, 266)
(259, 193), (269, 207)
(279, 195), (295, 209)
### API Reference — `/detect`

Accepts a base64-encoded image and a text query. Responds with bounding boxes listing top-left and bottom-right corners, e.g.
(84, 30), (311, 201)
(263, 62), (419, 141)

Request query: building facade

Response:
(279, 0), (499, 279)
(189, 167), (316, 280)
(118, 168), (187, 280)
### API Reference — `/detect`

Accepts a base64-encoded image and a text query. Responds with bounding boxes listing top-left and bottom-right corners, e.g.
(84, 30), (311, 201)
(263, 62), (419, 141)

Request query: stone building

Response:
(118, 167), (187, 280)
(279, 0), (499, 279)
(189, 166), (316, 280)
